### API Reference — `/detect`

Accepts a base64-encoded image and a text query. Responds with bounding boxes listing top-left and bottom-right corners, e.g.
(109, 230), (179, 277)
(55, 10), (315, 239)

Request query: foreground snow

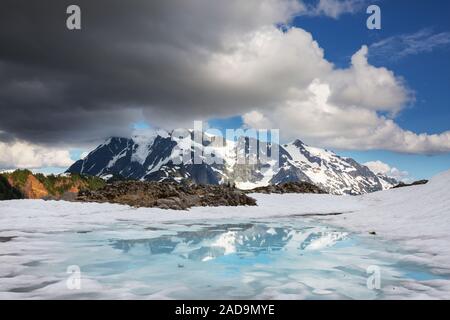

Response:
(0, 170), (449, 299)
(323, 170), (450, 275)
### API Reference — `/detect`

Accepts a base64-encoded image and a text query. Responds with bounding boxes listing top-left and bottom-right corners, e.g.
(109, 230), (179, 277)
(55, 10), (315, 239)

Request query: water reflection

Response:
(110, 222), (349, 262)
(5, 218), (448, 299)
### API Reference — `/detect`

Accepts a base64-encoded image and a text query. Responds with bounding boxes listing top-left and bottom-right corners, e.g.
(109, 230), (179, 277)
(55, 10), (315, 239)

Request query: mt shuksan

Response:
(67, 131), (396, 195)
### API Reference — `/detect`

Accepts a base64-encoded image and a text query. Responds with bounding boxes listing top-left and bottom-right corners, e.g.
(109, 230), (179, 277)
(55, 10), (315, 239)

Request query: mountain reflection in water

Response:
(110, 222), (348, 262)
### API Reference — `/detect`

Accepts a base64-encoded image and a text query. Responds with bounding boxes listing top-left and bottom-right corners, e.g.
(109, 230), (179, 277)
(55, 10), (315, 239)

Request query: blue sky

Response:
(282, 0), (450, 180)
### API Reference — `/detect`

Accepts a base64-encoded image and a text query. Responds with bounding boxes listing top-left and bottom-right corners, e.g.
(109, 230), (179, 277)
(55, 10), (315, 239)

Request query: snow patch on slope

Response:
(131, 130), (159, 164)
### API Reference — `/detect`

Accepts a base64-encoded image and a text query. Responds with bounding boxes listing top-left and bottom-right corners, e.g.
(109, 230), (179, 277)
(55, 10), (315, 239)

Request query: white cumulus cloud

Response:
(0, 140), (73, 170)
(240, 41), (450, 154)
(364, 160), (410, 182)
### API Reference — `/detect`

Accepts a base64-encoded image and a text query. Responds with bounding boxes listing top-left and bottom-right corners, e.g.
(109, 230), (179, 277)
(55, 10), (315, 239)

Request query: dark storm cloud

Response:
(0, 0), (301, 146)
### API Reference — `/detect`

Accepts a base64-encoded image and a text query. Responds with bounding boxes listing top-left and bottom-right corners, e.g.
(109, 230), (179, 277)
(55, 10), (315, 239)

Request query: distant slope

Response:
(67, 132), (397, 195)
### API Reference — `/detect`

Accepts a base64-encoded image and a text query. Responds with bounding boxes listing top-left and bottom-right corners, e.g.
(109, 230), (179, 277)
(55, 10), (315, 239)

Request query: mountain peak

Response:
(291, 139), (306, 148)
(67, 133), (397, 195)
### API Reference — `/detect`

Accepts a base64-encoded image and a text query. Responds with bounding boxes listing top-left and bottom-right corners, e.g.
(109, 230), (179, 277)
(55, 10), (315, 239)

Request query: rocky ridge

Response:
(77, 181), (257, 210)
(246, 181), (326, 194)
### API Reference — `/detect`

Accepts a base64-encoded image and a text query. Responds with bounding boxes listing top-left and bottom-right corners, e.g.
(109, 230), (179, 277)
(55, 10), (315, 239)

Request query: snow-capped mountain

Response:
(67, 131), (397, 195)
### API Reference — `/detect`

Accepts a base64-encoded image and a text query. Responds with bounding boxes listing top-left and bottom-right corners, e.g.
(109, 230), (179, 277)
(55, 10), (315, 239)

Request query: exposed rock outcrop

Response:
(23, 175), (49, 199)
(77, 181), (257, 210)
(393, 180), (428, 189)
(246, 181), (327, 194)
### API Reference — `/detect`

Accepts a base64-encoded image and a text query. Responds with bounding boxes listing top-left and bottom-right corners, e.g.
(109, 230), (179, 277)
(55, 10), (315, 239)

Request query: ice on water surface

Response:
(1, 216), (448, 299)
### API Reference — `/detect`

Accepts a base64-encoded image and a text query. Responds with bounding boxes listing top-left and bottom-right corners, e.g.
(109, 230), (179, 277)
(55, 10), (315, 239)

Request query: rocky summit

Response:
(77, 181), (257, 210)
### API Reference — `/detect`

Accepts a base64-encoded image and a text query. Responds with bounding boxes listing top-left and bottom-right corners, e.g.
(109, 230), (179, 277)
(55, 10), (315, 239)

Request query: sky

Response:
(0, 0), (449, 181)
(294, 0), (450, 180)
